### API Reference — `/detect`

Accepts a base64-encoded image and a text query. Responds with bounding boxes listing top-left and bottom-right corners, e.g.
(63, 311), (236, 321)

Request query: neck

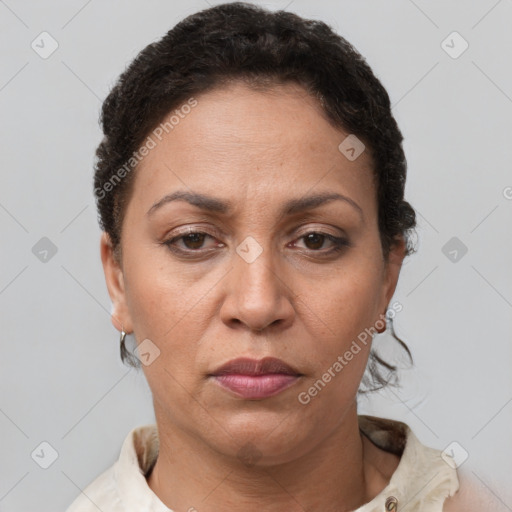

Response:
(146, 402), (397, 512)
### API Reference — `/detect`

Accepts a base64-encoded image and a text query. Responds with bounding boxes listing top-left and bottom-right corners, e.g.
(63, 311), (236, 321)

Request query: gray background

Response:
(1, 0), (511, 510)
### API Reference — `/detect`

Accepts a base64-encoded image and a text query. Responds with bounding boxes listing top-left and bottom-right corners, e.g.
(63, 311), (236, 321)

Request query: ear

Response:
(379, 235), (407, 320)
(100, 232), (134, 333)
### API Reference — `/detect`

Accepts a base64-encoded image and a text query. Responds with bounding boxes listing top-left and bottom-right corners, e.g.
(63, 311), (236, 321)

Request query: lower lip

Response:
(212, 374), (300, 399)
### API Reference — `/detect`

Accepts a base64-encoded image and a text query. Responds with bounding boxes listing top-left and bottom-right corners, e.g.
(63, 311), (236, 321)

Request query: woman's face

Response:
(102, 81), (405, 464)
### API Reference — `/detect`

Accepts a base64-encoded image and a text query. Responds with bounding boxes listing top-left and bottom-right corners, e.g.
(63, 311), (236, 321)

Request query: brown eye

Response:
(295, 232), (350, 253)
(303, 232), (326, 250)
(181, 232), (208, 250)
(164, 231), (220, 254)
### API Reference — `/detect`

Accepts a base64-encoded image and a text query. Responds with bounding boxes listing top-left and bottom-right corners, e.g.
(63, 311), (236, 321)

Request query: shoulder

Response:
(65, 463), (120, 512)
(442, 465), (509, 512)
(65, 424), (159, 512)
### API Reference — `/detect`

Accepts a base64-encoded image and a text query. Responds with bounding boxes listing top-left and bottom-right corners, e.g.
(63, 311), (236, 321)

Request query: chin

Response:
(209, 413), (311, 464)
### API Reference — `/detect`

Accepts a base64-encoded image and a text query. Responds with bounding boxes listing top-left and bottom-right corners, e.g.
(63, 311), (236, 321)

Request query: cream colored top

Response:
(65, 415), (460, 512)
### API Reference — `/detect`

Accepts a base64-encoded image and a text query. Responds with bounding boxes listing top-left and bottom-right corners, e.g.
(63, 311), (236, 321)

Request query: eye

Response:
(163, 230), (221, 253)
(293, 231), (350, 253)
(162, 229), (350, 257)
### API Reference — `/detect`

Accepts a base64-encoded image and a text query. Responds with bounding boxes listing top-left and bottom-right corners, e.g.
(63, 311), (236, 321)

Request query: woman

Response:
(66, 3), (485, 511)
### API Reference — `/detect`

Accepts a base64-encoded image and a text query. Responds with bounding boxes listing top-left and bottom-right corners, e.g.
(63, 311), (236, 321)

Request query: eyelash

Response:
(162, 229), (351, 257)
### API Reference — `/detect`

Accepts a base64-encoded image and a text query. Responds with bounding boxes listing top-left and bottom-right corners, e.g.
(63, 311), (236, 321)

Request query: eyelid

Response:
(166, 225), (224, 240)
(293, 223), (346, 237)
(166, 223), (346, 242)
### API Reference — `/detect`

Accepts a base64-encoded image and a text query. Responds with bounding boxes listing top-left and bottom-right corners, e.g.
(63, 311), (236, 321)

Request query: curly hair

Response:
(93, 1), (417, 393)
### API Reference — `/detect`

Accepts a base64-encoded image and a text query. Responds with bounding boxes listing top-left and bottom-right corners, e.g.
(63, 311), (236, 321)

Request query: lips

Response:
(210, 357), (301, 377)
(209, 357), (303, 400)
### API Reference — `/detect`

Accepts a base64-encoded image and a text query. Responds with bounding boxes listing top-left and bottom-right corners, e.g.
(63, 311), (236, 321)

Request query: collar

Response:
(113, 415), (459, 511)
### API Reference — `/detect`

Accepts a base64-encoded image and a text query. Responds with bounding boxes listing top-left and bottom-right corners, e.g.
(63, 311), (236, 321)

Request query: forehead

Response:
(131, 81), (376, 216)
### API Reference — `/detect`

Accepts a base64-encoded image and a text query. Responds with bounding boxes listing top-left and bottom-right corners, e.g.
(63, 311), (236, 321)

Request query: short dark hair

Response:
(94, 1), (416, 393)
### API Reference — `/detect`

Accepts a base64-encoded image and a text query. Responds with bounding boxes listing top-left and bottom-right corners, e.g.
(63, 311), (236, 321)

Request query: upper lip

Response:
(210, 357), (302, 376)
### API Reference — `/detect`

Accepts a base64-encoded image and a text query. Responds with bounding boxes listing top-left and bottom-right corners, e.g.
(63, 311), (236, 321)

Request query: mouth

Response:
(208, 357), (303, 400)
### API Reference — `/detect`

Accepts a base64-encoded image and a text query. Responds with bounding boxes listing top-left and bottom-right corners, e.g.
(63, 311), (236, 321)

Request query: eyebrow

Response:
(146, 190), (364, 221)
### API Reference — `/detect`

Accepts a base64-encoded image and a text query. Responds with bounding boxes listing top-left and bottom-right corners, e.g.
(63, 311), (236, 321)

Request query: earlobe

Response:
(100, 232), (134, 333)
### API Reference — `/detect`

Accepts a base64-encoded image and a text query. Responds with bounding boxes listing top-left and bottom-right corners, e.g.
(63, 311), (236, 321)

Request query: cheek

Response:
(296, 260), (383, 385)
(121, 247), (223, 380)
(122, 245), (198, 337)
(306, 262), (382, 336)
(124, 260), (208, 408)
(295, 278), (378, 414)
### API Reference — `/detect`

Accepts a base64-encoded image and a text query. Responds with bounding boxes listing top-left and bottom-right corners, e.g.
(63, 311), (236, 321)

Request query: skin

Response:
(101, 81), (408, 512)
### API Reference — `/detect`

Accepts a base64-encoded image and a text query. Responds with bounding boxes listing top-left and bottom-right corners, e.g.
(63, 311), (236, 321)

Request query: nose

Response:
(219, 241), (295, 333)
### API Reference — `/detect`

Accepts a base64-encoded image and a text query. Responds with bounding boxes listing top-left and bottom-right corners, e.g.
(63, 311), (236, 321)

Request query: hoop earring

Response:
(119, 329), (127, 357)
